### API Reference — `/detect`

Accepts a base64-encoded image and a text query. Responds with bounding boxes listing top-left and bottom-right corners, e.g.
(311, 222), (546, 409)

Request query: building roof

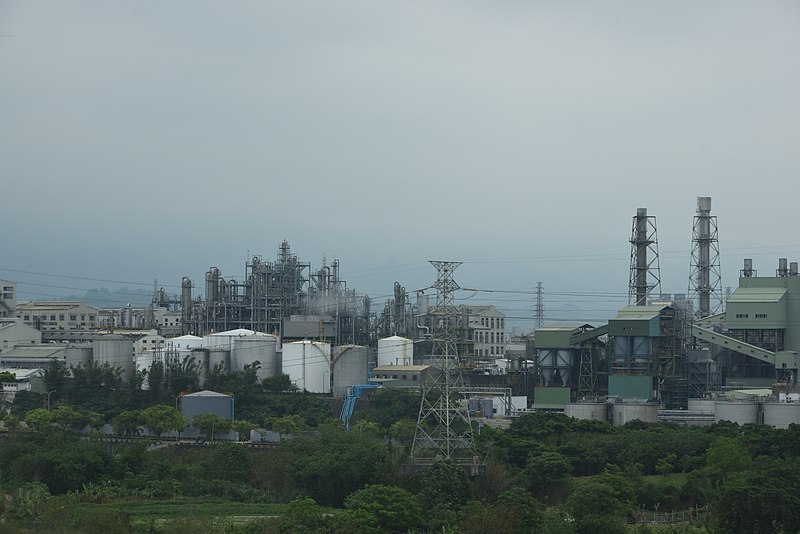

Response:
(208, 328), (271, 337)
(0, 345), (66, 358)
(0, 368), (43, 380)
(613, 305), (669, 321)
(372, 365), (430, 372)
(183, 390), (232, 398)
(728, 287), (787, 303)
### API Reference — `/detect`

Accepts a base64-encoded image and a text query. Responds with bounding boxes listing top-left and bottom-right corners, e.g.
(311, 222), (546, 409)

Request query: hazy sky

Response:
(1, 1), (799, 326)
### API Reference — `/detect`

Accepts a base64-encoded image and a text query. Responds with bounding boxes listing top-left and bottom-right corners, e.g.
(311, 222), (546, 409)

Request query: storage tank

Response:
(65, 345), (92, 368)
(762, 403), (800, 428)
(611, 403), (658, 426)
(190, 348), (209, 386)
(687, 398), (716, 413)
(232, 335), (278, 380)
(377, 336), (413, 367)
(135, 350), (161, 389)
(283, 340), (331, 393)
(332, 345), (370, 398)
(204, 328), (270, 351)
(92, 335), (135, 382)
(564, 402), (607, 422)
(714, 401), (759, 425)
(207, 349), (230, 374)
(168, 335), (204, 350)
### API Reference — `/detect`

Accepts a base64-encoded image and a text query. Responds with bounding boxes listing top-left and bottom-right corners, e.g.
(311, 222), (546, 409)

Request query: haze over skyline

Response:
(2, 2), (798, 326)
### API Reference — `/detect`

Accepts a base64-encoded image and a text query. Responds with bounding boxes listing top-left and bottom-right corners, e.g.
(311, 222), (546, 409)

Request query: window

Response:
(50, 315), (56, 321)
(80, 314), (85, 321)
(735, 313), (749, 319)
(59, 314), (65, 321)
(23, 315), (29, 321)
(402, 375), (407, 380)
(89, 315), (96, 321)
(70, 315), (77, 321)
(756, 314), (768, 319)
(412, 375), (418, 381)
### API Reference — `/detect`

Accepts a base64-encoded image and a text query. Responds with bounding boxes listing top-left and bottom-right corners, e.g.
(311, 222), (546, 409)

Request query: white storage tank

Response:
(564, 402), (607, 422)
(283, 340), (331, 393)
(233, 335), (278, 380)
(762, 403), (800, 428)
(92, 335), (134, 382)
(714, 401), (759, 425)
(377, 336), (413, 367)
(168, 335), (204, 350)
(208, 349), (230, 374)
(332, 345), (370, 398)
(204, 328), (270, 351)
(135, 350), (161, 389)
(688, 398), (716, 414)
(65, 345), (92, 368)
(611, 403), (658, 426)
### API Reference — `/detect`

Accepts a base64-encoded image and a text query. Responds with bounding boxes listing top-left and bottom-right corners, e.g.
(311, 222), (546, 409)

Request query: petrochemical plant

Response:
(3, 197), (800, 432)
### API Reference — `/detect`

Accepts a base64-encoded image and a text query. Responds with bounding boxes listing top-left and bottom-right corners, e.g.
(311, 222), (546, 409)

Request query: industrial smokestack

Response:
(629, 208), (660, 306)
(742, 259), (754, 278)
(791, 262), (798, 276)
(689, 197), (722, 318)
(779, 258), (789, 277)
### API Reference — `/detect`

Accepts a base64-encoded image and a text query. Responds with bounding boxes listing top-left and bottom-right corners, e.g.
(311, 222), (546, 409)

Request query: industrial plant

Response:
(3, 197), (800, 432)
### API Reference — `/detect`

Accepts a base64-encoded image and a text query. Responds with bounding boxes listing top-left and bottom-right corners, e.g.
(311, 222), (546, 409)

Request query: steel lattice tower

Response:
(628, 208), (661, 306)
(407, 261), (481, 474)
(534, 282), (544, 329)
(688, 197), (722, 318)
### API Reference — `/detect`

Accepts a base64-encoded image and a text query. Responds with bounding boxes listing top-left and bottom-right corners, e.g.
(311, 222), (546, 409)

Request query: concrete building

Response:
(0, 345), (67, 369)
(16, 301), (100, 332)
(0, 368), (45, 393)
(0, 280), (16, 318)
(371, 364), (437, 388)
(134, 330), (167, 355)
(465, 305), (506, 360)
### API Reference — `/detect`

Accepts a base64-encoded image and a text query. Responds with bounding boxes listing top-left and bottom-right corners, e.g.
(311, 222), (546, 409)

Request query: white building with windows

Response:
(16, 301), (101, 331)
(0, 280), (16, 318)
(466, 305), (507, 360)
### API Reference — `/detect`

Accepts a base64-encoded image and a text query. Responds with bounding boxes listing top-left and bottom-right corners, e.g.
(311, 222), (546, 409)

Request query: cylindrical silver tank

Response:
(208, 349), (230, 374)
(762, 403), (800, 428)
(92, 335), (135, 382)
(714, 401), (759, 425)
(332, 345), (370, 398)
(135, 351), (160, 389)
(233, 336), (278, 380)
(687, 398), (716, 413)
(190, 348), (209, 385)
(564, 403), (607, 422)
(611, 403), (658, 426)
(181, 277), (193, 311)
(65, 345), (93, 368)
(377, 336), (413, 367)
(283, 340), (331, 393)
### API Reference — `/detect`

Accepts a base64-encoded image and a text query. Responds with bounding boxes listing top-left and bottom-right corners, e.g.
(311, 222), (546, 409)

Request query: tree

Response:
(417, 461), (474, 531)
(192, 413), (230, 440)
(344, 484), (423, 533)
(232, 419), (256, 441)
(263, 373), (296, 393)
(112, 409), (143, 436)
(24, 408), (52, 432)
(706, 436), (751, 483)
(141, 405), (186, 437)
(524, 451), (572, 497)
(280, 497), (325, 533)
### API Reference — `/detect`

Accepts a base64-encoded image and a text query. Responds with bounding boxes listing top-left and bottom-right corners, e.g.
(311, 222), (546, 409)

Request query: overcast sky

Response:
(1, 1), (799, 326)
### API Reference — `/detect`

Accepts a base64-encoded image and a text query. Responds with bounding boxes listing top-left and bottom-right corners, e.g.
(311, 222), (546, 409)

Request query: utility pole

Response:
(406, 261), (482, 475)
